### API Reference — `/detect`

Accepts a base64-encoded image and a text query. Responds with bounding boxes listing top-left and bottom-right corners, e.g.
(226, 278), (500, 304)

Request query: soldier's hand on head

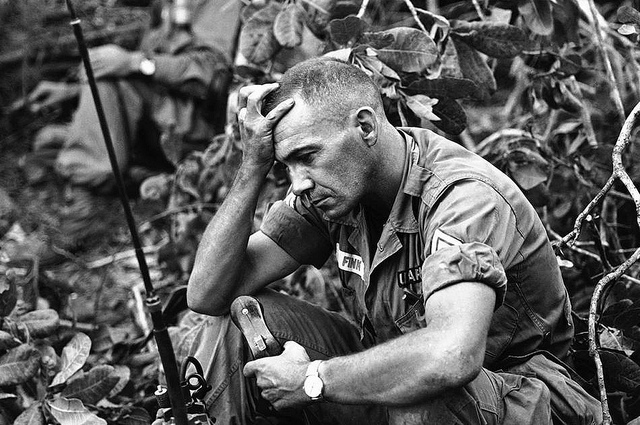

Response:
(243, 341), (311, 411)
(237, 83), (295, 175)
(88, 44), (139, 79)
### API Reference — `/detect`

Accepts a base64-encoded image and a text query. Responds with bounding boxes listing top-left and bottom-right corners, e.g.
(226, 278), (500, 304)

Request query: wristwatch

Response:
(139, 58), (156, 76)
(303, 360), (324, 401)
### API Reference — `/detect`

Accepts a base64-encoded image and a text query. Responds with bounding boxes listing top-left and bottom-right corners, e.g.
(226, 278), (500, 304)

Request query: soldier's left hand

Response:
(243, 341), (312, 410)
(88, 44), (139, 79)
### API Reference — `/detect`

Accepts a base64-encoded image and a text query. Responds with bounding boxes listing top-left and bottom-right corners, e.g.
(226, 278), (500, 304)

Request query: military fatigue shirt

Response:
(261, 127), (573, 369)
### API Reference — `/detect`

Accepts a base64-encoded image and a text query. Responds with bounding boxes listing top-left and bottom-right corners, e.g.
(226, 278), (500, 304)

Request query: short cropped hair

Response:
(262, 58), (383, 125)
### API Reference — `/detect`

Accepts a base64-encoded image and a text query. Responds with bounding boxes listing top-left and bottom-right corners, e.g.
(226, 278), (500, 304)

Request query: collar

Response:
(325, 129), (420, 234)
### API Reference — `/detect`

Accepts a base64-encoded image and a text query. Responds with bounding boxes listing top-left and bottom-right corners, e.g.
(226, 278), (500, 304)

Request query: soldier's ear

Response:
(355, 107), (377, 147)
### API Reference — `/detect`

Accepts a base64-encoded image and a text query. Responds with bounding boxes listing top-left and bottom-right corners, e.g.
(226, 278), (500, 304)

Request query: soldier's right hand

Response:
(237, 83), (295, 175)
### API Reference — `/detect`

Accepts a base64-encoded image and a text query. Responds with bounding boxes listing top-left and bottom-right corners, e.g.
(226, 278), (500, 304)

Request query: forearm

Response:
(187, 164), (268, 314)
(319, 327), (481, 406)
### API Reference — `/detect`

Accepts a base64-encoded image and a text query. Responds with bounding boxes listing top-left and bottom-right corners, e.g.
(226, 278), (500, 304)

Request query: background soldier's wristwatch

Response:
(303, 360), (324, 401)
(139, 58), (156, 76)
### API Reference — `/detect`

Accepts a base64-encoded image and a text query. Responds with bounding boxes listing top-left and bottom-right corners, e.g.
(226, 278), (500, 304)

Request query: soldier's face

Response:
(274, 99), (374, 219)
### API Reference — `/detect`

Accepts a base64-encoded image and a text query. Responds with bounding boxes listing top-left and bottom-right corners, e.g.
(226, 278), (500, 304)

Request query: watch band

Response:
(306, 360), (322, 377)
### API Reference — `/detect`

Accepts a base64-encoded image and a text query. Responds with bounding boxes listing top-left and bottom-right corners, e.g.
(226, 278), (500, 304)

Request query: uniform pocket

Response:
(394, 299), (427, 335)
(485, 302), (519, 366)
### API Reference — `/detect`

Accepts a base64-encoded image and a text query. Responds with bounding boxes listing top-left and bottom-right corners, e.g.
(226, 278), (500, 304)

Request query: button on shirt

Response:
(260, 127), (573, 369)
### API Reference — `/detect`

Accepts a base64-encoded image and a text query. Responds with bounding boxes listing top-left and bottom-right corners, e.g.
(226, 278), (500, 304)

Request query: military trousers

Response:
(186, 289), (600, 425)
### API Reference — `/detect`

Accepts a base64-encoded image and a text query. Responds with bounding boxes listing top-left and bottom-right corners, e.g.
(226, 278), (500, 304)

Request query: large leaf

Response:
(108, 365), (130, 398)
(300, 0), (336, 37)
(329, 15), (367, 46)
(45, 397), (106, 425)
(451, 21), (526, 58)
(358, 31), (395, 50)
(370, 27), (440, 74)
(15, 309), (59, 338)
(439, 38), (464, 79)
(239, 3), (282, 65)
(517, 0), (553, 36)
(451, 37), (496, 100)
(51, 332), (92, 387)
(274, 3), (305, 48)
(116, 407), (151, 425)
(14, 402), (44, 425)
(0, 271), (17, 316)
(404, 77), (481, 100)
(618, 6), (640, 25)
(553, 0), (580, 45)
(0, 344), (41, 386)
(599, 349), (640, 393)
(0, 330), (20, 351)
(432, 97), (467, 135)
(61, 365), (119, 405)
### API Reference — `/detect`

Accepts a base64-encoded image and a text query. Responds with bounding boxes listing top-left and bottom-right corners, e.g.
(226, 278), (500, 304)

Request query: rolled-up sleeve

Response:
(260, 198), (333, 268)
(421, 180), (523, 309)
(422, 242), (507, 308)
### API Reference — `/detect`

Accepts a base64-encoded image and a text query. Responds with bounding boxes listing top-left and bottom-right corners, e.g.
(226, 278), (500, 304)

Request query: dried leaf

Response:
(451, 21), (526, 58)
(329, 14), (366, 46)
(45, 397), (106, 425)
(432, 97), (467, 135)
(323, 47), (352, 61)
(451, 37), (496, 100)
(404, 77), (481, 100)
(517, 0), (553, 36)
(62, 365), (119, 405)
(274, 3), (305, 48)
(356, 54), (400, 82)
(51, 332), (92, 387)
(370, 27), (440, 74)
(0, 344), (41, 386)
(618, 24), (638, 36)
(404, 94), (440, 122)
(239, 3), (282, 65)
(14, 402), (44, 425)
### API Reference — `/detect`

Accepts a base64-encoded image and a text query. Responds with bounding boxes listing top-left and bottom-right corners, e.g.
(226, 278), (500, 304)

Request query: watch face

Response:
(304, 376), (323, 398)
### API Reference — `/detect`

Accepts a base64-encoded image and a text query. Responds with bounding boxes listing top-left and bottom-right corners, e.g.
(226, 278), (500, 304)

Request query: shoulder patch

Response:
(431, 229), (462, 253)
(335, 243), (364, 281)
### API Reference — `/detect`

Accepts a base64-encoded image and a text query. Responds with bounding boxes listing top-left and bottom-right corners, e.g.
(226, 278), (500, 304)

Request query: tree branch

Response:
(357, 0), (371, 18)
(562, 100), (640, 425)
(402, 0), (429, 34)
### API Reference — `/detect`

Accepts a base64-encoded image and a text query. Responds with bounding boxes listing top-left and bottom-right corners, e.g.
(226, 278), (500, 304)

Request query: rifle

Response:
(63, 1), (212, 423)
